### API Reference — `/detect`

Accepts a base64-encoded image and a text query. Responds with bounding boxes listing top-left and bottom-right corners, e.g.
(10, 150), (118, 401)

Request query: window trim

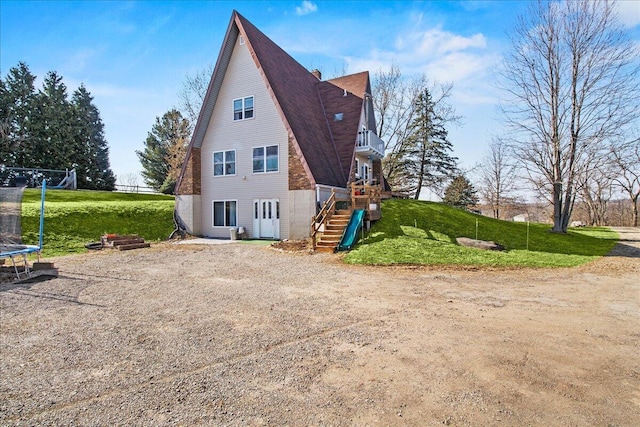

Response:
(233, 95), (254, 121)
(212, 149), (236, 177)
(252, 144), (279, 174)
(212, 200), (238, 228)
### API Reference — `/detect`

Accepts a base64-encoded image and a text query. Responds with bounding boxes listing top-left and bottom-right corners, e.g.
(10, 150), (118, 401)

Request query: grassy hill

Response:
(20, 189), (175, 257)
(344, 199), (618, 268)
(16, 191), (618, 267)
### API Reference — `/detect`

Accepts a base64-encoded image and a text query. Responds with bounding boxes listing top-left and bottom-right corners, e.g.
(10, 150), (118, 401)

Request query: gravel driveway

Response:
(1, 229), (639, 426)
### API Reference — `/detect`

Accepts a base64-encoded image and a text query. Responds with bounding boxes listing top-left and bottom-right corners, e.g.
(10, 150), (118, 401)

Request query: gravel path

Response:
(1, 233), (639, 426)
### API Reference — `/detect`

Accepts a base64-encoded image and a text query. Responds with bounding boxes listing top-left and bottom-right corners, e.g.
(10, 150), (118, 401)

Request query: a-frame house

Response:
(175, 10), (386, 244)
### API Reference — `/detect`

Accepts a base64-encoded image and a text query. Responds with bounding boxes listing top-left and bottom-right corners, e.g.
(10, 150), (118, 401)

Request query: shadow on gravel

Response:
(605, 228), (640, 258)
(606, 243), (640, 258)
(6, 288), (106, 306)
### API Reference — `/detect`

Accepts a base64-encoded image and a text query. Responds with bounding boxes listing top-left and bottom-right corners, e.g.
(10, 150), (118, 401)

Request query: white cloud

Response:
(408, 27), (487, 56)
(614, 0), (640, 28)
(295, 1), (318, 16)
(343, 25), (497, 106)
(425, 51), (495, 84)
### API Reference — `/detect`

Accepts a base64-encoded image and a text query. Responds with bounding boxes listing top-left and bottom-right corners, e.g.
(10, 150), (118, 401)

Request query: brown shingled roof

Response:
(316, 82), (363, 187)
(236, 11), (364, 187)
(327, 72), (370, 98)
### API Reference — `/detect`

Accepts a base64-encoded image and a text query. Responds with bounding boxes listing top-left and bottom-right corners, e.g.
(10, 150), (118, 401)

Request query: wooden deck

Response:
(310, 181), (383, 252)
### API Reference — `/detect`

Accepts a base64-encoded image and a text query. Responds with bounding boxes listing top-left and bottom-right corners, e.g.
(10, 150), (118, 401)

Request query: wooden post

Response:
(351, 182), (356, 210)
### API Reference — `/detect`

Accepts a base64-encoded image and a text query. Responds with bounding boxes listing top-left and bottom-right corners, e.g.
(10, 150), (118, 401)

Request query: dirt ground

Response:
(1, 228), (638, 426)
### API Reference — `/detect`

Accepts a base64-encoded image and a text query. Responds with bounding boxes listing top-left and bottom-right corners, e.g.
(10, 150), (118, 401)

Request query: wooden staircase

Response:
(315, 209), (352, 253)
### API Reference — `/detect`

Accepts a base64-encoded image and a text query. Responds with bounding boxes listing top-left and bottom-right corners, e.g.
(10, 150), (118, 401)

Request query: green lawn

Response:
(17, 191), (619, 267)
(20, 189), (175, 257)
(344, 199), (618, 268)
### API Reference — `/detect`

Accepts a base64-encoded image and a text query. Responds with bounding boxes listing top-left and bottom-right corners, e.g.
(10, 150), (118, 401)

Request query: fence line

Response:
(114, 184), (159, 194)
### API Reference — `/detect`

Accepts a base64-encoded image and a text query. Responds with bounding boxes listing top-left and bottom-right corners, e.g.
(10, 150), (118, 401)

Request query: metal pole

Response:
(526, 221), (530, 251)
(475, 218), (479, 240)
(39, 180), (46, 250)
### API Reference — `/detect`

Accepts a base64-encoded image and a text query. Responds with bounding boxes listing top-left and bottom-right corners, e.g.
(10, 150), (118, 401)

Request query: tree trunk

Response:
(552, 182), (564, 232)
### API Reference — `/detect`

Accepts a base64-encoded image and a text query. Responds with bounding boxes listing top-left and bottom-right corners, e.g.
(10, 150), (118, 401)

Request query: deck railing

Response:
(310, 189), (337, 251)
(356, 130), (385, 158)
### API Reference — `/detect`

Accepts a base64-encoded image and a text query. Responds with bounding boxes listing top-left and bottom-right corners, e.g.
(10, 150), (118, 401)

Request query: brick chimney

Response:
(311, 69), (322, 80)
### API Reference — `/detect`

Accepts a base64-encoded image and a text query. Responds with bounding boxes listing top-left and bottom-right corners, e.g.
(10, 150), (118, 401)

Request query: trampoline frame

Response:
(0, 180), (46, 279)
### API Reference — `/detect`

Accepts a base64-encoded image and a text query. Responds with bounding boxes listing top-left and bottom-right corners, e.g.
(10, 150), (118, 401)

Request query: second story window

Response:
(233, 96), (254, 121)
(253, 145), (279, 173)
(213, 150), (236, 176)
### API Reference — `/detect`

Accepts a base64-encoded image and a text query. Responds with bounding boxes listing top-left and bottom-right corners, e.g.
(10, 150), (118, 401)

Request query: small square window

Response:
(233, 96), (254, 121)
(213, 150), (236, 176)
(252, 145), (278, 173)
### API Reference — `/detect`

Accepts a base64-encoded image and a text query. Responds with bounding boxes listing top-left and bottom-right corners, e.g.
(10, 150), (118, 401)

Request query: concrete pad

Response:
(174, 238), (239, 245)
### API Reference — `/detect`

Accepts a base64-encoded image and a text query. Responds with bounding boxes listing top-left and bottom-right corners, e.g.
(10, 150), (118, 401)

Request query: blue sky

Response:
(2, 0), (639, 186)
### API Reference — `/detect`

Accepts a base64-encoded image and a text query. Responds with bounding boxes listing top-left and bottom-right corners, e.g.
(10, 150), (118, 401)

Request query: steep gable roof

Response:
(181, 10), (369, 189)
(328, 72), (370, 98)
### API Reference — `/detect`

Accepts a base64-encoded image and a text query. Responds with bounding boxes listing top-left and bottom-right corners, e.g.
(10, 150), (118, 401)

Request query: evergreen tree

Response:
(403, 89), (458, 199)
(443, 174), (479, 210)
(71, 85), (116, 190)
(1, 63), (116, 189)
(30, 71), (74, 170)
(0, 62), (37, 169)
(137, 109), (190, 193)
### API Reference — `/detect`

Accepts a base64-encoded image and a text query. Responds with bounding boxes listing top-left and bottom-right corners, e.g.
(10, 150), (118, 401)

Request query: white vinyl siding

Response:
(200, 35), (291, 239)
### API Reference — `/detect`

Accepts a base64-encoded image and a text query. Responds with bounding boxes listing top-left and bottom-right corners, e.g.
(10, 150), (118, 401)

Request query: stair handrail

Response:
(310, 189), (336, 251)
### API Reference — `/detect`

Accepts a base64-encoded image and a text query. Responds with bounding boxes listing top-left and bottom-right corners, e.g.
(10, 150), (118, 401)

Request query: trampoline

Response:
(0, 180), (47, 279)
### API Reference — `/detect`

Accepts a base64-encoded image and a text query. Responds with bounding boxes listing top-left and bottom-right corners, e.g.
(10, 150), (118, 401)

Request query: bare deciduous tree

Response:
(372, 65), (422, 190)
(500, 0), (639, 233)
(179, 64), (214, 128)
(611, 136), (640, 226)
(576, 159), (615, 226)
(118, 173), (140, 188)
(479, 138), (517, 219)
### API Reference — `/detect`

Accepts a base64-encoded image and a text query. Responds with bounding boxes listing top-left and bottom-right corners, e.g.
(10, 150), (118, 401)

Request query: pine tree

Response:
(71, 85), (116, 190)
(137, 109), (190, 193)
(443, 174), (479, 210)
(403, 89), (458, 199)
(0, 62), (37, 169)
(1, 63), (116, 188)
(30, 71), (74, 170)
